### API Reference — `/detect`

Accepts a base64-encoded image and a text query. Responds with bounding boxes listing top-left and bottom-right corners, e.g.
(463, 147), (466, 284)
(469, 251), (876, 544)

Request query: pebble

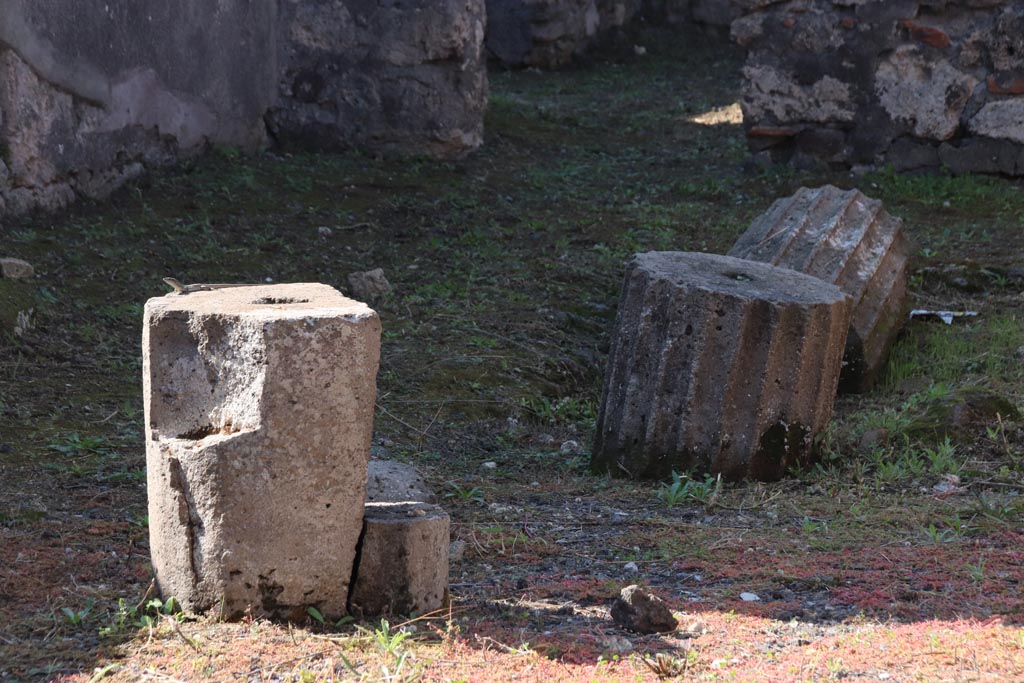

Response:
(559, 440), (583, 456)
(601, 635), (633, 655)
(0, 257), (34, 279)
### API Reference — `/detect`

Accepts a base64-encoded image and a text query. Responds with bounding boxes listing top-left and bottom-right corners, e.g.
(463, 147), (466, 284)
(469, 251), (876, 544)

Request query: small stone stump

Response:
(348, 502), (450, 618)
(728, 185), (911, 392)
(143, 283), (380, 620)
(592, 252), (851, 481)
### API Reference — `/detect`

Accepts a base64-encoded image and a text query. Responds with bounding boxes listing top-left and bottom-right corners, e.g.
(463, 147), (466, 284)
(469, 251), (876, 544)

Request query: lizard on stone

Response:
(163, 277), (261, 295)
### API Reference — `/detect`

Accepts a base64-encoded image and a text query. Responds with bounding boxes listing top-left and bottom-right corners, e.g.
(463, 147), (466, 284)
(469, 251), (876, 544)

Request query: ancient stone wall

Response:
(0, 0), (276, 217)
(641, 0), (744, 28)
(270, 0), (486, 158)
(734, 1), (1024, 174)
(0, 0), (488, 219)
(486, 0), (645, 68)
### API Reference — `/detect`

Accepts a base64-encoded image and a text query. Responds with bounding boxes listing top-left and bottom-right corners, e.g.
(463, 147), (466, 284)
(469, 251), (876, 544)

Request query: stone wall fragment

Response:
(874, 48), (977, 141)
(270, 0), (487, 158)
(729, 186), (911, 392)
(737, 0), (1024, 175)
(0, 0), (491, 218)
(592, 252), (851, 481)
(0, 0), (275, 217)
(486, 0), (643, 68)
(144, 284), (380, 620)
(348, 502), (450, 618)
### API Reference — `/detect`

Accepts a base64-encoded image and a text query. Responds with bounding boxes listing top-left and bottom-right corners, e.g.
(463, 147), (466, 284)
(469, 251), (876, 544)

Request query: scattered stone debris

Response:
(347, 268), (392, 302)
(13, 309), (33, 338)
(0, 257), (34, 279)
(366, 460), (438, 504)
(679, 619), (708, 638)
(592, 251), (851, 481)
(932, 474), (966, 497)
(729, 185), (911, 392)
(610, 584), (678, 634)
(601, 634), (633, 655)
(559, 439), (583, 456)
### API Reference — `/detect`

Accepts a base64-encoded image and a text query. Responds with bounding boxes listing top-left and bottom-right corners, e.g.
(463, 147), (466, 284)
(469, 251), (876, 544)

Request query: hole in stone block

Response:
(177, 422), (240, 440)
(723, 271), (753, 281)
(254, 297), (310, 305)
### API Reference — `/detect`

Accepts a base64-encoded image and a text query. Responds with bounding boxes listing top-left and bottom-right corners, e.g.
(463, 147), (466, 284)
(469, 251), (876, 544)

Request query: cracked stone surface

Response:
(143, 283), (380, 620)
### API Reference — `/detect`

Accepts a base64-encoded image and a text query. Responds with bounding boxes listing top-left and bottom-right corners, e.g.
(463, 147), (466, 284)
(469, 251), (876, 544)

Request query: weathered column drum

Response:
(729, 185), (910, 392)
(592, 252), (852, 481)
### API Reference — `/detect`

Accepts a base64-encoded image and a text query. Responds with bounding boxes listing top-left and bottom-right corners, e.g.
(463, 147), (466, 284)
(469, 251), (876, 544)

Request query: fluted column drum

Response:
(729, 185), (910, 392)
(592, 252), (852, 481)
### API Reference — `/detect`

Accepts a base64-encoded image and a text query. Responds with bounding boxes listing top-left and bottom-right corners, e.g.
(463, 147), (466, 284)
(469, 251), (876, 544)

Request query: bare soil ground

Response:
(2, 25), (1023, 683)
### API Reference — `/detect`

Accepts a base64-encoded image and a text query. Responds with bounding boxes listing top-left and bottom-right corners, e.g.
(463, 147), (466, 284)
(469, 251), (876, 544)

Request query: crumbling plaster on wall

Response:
(0, 0), (272, 218)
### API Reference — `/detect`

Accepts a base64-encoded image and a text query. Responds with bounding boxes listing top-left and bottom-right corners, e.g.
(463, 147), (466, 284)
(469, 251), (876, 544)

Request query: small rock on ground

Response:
(0, 257), (34, 279)
(365, 460), (437, 504)
(610, 584), (678, 634)
(347, 268), (392, 301)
